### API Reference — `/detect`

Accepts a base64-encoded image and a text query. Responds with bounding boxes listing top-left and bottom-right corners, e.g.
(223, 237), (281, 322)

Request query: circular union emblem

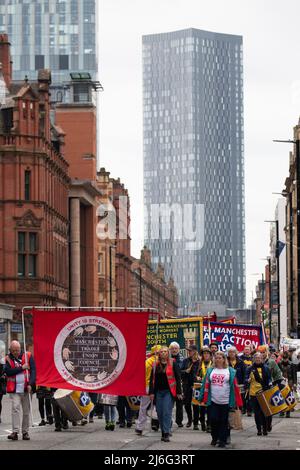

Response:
(54, 316), (127, 390)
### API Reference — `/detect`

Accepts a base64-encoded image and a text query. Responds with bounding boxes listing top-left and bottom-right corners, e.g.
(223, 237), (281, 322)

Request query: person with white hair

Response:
(5, 340), (36, 441)
(169, 342), (184, 427)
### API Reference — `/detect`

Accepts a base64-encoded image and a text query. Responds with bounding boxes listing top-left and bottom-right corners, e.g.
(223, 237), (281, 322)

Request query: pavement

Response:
(0, 395), (300, 450)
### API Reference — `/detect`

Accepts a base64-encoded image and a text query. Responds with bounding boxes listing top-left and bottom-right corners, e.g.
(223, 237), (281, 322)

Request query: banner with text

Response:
(203, 322), (263, 352)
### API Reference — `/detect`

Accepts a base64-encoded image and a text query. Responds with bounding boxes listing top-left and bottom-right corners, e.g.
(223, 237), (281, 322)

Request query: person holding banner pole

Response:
(149, 346), (183, 442)
(5, 341), (36, 441)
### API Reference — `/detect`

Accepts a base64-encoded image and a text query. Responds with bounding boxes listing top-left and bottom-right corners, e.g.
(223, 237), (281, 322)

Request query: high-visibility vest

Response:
(6, 352), (31, 393)
(152, 359), (177, 398)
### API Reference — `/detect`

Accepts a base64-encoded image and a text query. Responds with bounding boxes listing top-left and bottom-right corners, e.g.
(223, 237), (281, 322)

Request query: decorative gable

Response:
(14, 210), (43, 229)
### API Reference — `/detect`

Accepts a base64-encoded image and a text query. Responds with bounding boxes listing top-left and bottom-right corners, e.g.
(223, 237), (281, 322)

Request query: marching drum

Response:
(54, 389), (94, 421)
(126, 396), (141, 411)
(257, 385), (288, 417)
(281, 384), (297, 411)
(192, 382), (203, 406)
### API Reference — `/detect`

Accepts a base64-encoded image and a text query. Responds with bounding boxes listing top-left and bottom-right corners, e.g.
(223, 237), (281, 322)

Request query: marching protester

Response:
(227, 347), (246, 394)
(258, 345), (283, 432)
(88, 393), (98, 423)
(209, 342), (219, 356)
(245, 352), (272, 436)
(149, 346), (183, 442)
(135, 345), (162, 436)
(52, 391), (69, 431)
(181, 345), (201, 430)
(103, 395), (118, 431)
(199, 350), (242, 448)
(239, 345), (253, 415)
(117, 396), (133, 428)
(198, 347), (212, 432)
(36, 386), (54, 426)
(278, 351), (296, 418)
(0, 356), (6, 423)
(5, 340), (36, 441)
(169, 342), (184, 427)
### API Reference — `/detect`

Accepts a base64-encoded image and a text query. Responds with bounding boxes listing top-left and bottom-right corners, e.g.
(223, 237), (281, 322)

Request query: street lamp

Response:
(264, 220), (280, 346)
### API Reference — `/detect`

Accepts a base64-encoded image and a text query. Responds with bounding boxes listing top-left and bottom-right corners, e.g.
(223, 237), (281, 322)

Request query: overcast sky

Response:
(99, 0), (300, 307)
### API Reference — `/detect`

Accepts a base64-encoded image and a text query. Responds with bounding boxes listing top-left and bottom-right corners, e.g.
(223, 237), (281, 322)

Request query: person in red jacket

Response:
(5, 341), (36, 441)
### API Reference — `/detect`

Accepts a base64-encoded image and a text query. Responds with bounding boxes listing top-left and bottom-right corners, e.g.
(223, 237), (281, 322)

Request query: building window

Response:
(98, 253), (103, 275)
(35, 55), (45, 70)
(59, 55), (69, 70)
(24, 170), (31, 201)
(73, 83), (90, 103)
(18, 232), (38, 278)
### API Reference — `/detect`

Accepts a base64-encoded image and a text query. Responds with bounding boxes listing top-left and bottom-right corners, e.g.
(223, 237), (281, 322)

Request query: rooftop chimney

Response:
(0, 34), (12, 88)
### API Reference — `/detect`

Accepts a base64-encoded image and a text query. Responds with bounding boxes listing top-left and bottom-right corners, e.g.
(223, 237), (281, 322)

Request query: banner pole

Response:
(21, 307), (35, 428)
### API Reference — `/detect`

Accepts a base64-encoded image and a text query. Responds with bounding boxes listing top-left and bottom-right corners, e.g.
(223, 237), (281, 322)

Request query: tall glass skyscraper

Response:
(143, 28), (245, 311)
(0, 0), (97, 100)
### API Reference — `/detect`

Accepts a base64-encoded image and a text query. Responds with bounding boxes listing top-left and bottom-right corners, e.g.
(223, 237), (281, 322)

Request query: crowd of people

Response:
(0, 339), (299, 447)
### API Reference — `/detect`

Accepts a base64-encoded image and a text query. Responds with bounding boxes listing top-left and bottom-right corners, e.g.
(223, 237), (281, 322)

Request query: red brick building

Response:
(0, 36), (70, 322)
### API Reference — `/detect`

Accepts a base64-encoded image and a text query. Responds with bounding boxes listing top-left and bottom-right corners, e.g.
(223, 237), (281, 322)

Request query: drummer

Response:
(245, 352), (272, 436)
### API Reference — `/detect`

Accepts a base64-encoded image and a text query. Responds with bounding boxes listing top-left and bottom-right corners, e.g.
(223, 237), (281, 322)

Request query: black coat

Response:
(228, 358), (246, 386)
(181, 358), (201, 388)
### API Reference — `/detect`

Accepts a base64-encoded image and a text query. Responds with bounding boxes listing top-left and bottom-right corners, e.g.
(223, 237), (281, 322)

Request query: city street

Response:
(0, 395), (299, 451)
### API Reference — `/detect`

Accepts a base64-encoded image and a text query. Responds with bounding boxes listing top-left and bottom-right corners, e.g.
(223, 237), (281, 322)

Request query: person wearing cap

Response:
(135, 345), (162, 436)
(257, 345), (283, 432)
(169, 342), (184, 427)
(198, 348), (212, 432)
(181, 345), (201, 430)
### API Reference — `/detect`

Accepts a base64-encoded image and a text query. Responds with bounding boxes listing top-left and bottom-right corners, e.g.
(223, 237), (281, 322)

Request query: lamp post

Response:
(265, 220), (280, 346)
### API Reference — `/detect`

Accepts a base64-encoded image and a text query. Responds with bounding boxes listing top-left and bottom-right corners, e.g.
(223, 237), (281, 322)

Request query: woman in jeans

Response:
(245, 352), (272, 436)
(200, 351), (242, 448)
(149, 346), (183, 442)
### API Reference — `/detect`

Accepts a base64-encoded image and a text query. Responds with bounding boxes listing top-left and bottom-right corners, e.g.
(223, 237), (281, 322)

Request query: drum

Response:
(126, 396), (141, 411)
(192, 382), (202, 406)
(54, 390), (94, 421)
(257, 385), (288, 417)
(97, 394), (118, 406)
(281, 384), (297, 411)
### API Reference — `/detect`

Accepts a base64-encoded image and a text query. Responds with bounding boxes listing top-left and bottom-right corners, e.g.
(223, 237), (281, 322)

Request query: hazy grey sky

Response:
(99, 0), (300, 306)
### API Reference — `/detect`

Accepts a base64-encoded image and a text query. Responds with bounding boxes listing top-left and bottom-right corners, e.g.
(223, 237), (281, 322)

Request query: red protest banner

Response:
(33, 310), (149, 395)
